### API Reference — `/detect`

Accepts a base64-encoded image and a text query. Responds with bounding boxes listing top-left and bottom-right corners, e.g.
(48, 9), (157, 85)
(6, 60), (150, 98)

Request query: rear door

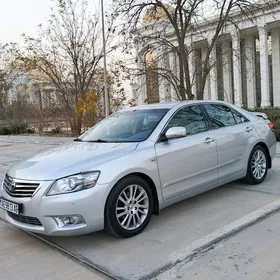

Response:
(202, 103), (255, 180)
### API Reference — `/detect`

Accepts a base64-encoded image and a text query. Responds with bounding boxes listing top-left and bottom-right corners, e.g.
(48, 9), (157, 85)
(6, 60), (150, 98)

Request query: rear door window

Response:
(203, 104), (236, 129)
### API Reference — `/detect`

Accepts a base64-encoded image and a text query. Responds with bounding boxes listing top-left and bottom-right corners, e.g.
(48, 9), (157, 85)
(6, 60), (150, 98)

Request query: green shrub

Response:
(0, 126), (11, 135)
(247, 107), (280, 141)
(51, 127), (61, 134)
(8, 124), (28, 134)
(26, 128), (35, 134)
(0, 124), (35, 135)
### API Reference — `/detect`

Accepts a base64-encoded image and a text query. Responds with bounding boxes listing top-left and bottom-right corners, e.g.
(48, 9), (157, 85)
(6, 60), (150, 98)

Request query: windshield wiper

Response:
(73, 138), (84, 142)
(87, 139), (110, 143)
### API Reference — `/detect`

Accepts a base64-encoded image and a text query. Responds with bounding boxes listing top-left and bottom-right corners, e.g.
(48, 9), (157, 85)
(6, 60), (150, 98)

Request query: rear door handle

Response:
(204, 137), (215, 144)
(245, 127), (253, 133)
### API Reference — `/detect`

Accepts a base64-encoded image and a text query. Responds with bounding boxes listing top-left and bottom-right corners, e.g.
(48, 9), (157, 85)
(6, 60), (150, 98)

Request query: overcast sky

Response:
(0, 0), (111, 46)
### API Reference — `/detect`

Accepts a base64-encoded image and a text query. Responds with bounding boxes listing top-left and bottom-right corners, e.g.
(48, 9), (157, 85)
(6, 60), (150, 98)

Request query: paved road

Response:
(160, 211), (280, 280)
(1, 136), (280, 279)
(0, 139), (107, 280)
(0, 219), (107, 280)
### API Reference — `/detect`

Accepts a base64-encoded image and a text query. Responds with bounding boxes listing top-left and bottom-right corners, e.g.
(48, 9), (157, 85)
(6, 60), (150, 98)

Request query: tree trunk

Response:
(0, 88), (6, 120)
(197, 67), (210, 100)
(0, 101), (5, 120)
(196, 78), (206, 100)
(70, 114), (82, 136)
(182, 50), (193, 100)
(178, 52), (186, 100)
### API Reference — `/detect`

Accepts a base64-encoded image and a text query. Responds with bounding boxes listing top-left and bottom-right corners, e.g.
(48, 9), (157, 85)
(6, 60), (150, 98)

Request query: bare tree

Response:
(113, 0), (273, 101)
(4, 82), (33, 132)
(0, 43), (20, 119)
(20, 0), (115, 135)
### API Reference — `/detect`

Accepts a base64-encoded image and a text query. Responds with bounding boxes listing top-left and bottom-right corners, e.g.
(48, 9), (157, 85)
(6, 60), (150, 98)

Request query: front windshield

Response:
(79, 109), (169, 143)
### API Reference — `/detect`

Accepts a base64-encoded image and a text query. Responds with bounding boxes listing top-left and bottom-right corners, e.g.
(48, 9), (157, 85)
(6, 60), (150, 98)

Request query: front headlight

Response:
(47, 171), (100, 196)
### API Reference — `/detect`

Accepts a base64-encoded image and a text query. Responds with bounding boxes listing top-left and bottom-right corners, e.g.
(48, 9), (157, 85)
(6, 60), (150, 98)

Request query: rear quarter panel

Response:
(250, 118), (277, 159)
(228, 104), (277, 161)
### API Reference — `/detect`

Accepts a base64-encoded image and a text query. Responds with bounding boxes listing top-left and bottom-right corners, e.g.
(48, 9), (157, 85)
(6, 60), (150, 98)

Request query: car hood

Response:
(7, 142), (138, 181)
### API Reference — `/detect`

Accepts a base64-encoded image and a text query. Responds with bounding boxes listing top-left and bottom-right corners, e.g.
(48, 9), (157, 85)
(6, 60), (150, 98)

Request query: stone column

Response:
(189, 48), (197, 99)
(209, 44), (218, 100)
(222, 40), (233, 103)
(258, 25), (271, 107)
(245, 36), (257, 108)
(158, 49), (169, 102)
(231, 30), (243, 107)
(271, 28), (280, 107)
(137, 51), (147, 105)
(201, 47), (211, 100)
(137, 74), (147, 105)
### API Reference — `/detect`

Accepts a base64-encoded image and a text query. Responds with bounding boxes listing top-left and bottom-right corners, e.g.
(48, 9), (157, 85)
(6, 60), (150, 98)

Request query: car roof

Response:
(123, 101), (180, 110)
(120, 100), (232, 111)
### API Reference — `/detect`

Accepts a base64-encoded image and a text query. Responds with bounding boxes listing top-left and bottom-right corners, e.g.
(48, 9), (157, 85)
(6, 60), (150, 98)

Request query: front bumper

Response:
(0, 179), (107, 236)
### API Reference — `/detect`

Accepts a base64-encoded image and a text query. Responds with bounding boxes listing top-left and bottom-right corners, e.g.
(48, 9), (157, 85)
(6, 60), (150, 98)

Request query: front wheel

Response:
(244, 145), (268, 184)
(105, 175), (153, 238)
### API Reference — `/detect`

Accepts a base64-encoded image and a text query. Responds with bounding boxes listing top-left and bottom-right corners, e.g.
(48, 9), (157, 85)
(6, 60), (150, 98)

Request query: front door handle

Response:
(245, 127), (253, 133)
(204, 137), (215, 144)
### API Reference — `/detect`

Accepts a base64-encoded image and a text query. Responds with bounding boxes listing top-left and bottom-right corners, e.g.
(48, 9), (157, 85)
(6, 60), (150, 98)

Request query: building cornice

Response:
(135, 0), (280, 43)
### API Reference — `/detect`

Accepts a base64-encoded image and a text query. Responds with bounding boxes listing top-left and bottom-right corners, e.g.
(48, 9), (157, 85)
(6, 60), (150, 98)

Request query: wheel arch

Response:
(105, 172), (160, 215)
(254, 142), (272, 169)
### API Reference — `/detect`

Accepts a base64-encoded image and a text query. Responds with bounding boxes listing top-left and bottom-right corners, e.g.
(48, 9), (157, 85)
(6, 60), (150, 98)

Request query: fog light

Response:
(53, 215), (85, 227)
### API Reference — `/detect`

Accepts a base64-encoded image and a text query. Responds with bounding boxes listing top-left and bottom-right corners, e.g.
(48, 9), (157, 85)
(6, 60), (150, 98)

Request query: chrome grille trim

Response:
(3, 175), (40, 198)
(7, 212), (42, 226)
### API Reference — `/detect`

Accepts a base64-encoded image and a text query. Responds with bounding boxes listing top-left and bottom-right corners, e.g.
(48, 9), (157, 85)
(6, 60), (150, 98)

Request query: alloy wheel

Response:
(251, 150), (267, 180)
(115, 184), (149, 231)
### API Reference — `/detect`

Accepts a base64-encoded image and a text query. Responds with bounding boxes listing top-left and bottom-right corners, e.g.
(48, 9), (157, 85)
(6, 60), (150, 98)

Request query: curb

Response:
(1, 199), (280, 280)
(145, 199), (280, 280)
(0, 138), (73, 146)
(25, 232), (121, 280)
(0, 140), (64, 145)
(2, 187), (280, 280)
(0, 213), (120, 279)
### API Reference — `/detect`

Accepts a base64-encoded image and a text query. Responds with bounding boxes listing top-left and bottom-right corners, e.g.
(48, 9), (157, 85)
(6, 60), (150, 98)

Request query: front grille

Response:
(3, 175), (40, 198)
(8, 212), (42, 226)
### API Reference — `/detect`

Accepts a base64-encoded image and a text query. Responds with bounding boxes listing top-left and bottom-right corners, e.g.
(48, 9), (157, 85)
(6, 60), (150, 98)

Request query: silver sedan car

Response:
(0, 101), (277, 238)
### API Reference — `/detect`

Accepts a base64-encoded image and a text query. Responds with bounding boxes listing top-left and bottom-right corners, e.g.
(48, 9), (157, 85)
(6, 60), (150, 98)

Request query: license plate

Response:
(0, 197), (21, 215)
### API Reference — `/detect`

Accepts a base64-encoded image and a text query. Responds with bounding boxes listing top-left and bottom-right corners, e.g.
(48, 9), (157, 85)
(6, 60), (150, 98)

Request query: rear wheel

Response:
(105, 175), (153, 238)
(244, 145), (268, 184)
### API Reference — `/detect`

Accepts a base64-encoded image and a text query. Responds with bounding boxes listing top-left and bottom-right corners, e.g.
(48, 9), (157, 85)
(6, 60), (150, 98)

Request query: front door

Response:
(155, 105), (218, 201)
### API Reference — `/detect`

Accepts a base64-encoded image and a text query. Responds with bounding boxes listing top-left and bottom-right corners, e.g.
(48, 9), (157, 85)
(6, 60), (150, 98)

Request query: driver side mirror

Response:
(165, 127), (187, 140)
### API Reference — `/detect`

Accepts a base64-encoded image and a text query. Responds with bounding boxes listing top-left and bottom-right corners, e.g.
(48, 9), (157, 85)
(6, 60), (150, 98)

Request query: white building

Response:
(132, 2), (280, 108)
(7, 72), (58, 109)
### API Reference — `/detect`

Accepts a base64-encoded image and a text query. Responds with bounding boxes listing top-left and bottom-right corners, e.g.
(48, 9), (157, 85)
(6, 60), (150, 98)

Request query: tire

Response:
(105, 175), (154, 238)
(244, 145), (268, 185)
